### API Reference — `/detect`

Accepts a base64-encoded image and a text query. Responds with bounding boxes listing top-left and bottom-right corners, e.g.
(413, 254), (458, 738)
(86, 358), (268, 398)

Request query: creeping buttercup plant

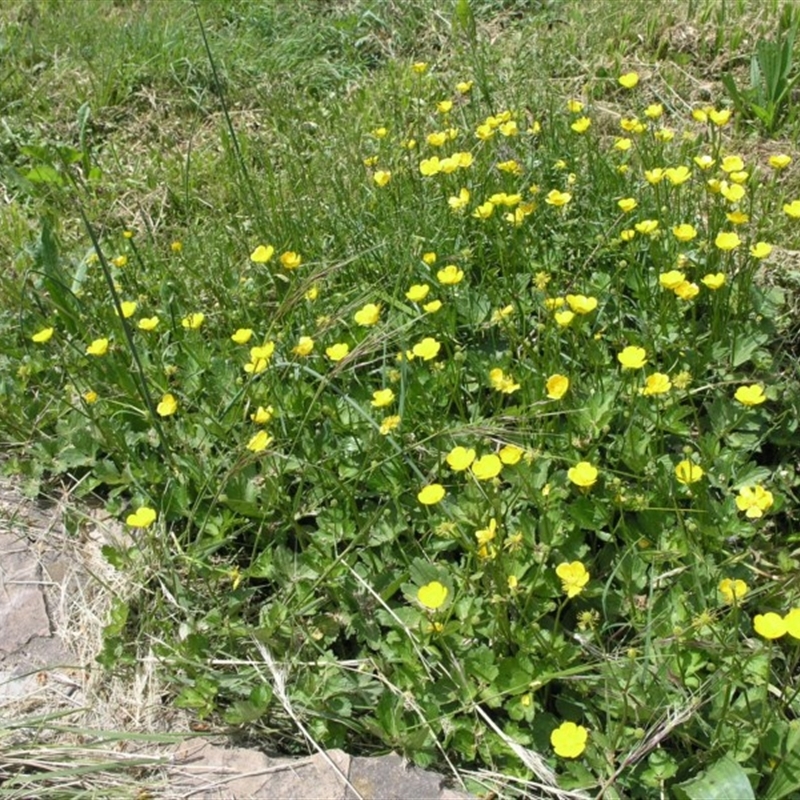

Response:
(4, 0), (800, 797)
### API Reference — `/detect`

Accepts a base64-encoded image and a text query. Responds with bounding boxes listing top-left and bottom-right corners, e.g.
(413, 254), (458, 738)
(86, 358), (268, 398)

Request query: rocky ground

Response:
(0, 479), (474, 799)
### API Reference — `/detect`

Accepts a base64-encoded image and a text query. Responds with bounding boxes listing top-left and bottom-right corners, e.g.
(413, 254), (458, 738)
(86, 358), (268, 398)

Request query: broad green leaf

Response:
(673, 755), (755, 800)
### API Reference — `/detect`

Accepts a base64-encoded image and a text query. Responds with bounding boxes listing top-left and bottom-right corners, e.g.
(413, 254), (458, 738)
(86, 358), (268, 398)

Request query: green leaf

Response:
(25, 165), (63, 184)
(765, 724), (800, 800)
(673, 755), (755, 800)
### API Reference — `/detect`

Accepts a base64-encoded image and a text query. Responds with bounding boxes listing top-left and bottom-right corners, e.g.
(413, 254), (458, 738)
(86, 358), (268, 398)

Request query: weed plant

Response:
(3, 1), (800, 797)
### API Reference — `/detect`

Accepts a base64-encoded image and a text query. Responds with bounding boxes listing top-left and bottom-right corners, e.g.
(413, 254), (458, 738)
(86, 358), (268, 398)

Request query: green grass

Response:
(3, 0), (800, 797)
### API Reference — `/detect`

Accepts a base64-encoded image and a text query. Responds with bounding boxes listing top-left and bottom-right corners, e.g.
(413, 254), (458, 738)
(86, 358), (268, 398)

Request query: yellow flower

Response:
(86, 337), (109, 356)
(499, 120), (518, 136)
(371, 388), (395, 408)
(448, 187), (471, 212)
(418, 484), (445, 505)
(489, 367), (520, 394)
(693, 154), (716, 170)
(784, 609), (800, 639)
(750, 242), (773, 259)
(644, 168), (665, 185)
(446, 446), (476, 471)
(618, 71), (639, 88)
(570, 116), (591, 133)
(354, 302), (381, 326)
(565, 294), (597, 314)
(769, 154), (792, 169)
(729, 170), (749, 185)
(673, 371), (692, 389)
(112, 255), (128, 268)
(436, 99), (453, 114)
(673, 281), (700, 301)
(675, 460), (703, 484)
(305, 284), (319, 301)
(546, 374), (570, 400)
(550, 721), (588, 759)
(126, 506), (157, 529)
(613, 137), (632, 151)
(363, 156), (378, 168)
(568, 461), (598, 488)
(665, 166), (691, 186)
(736, 485), (774, 518)
(567, 99), (584, 113)
(280, 251), (302, 270)
(138, 316), (159, 331)
(472, 201), (495, 219)
(554, 310), (575, 327)
(411, 62), (428, 74)
(417, 581), (447, 610)
(181, 312), (205, 330)
(379, 414), (401, 435)
(412, 337), (441, 361)
(123, 230), (134, 239)
(422, 252), (437, 265)
(721, 155), (744, 173)
(453, 151), (473, 168)
(475, 123), (494, 141)
(672, 224), (697, 242)
(545, 189), (572, 207)
(456, 80), (473, 93)
(709, 108), (731, 126)
(719, 578), (748, 604)
(497, 159), (522, 175)
(419, 156), (442, 176)
(617, 346), (647, 369)
(783, 200), (800, 218)
(250, 245), (274, 263)
(32, 327), (54, 343)
(545, 297), (564, 310)
(635, 220), (659, 235)
(437, 265), (464, 285)
(721, 182), (746, 202)
(247, 430), (273, 452)
(659, 272), (686, 294)
(157, 393), (178, 417)
(373, 170), (391, 187)
(734, 384), (766, 406)
(620, 117), (646, 133)
(118, 300), (137, 318)
(641, 372), (671, 396)
(231, 328), (254, 344)
(644, 103), (663, 119)
(251, 405), (274, 424)
(83, 390), (98, 404)
(620, 229), (636, 241)
(727, 211), (749, 225)
(701, 273), (726, 290)
(499, 445), (524, 465)
(472, 454), (503, 481)
(423, 299), (443, 314)
(475, 518), (497, 546)
(556, 561), (590, 598)
(754, 612), (786, 640)
(326, 343), (350, 362)
(406, 283), (430, 302)
(292, 336), (315, 356)
(491, 304), (514, 323)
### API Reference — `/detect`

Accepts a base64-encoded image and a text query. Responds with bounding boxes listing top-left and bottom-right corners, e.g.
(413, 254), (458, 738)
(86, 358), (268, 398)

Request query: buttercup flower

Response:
(417, 581), (447, 610)
(86, 337), (109, 356)
(556, 561), (590, 598)
(565, 295), (597, 314)
(554, 310), (575, 327)
(551, 722), (588, 758)
(754, 612), (786, 640)
(373, 170), (391, 187)
(618, 197), (637, 213)
(138, 316), (159, 331)
(182, 313), (205, 330)
(83, 390), (98, 404)
(719, 578), (748, 604)
(567, 99), (584, 113)
(231, 328), (254, 344)
(247, 430), (273, 453)
(418, 483), (446, 505)
(126, 506), (157, 529)
(715, 231), (741, 251)
(437, 265), (464, 285)
(546, 374), (570, 400)
(644, 103), (663, 118)
(734, 384), (766, 406)
(411, 62), (428, 74)
(119, 301), (137, 318)
(674, 281), (700, 301)
(499, 445), (524, 465)
(659, 270), (686, 290)
(721, 155), (744, 173)
(694, 154), (716, 170)
(769, 154), (792, 169)
(423, 300), (443, 314)
(735, 485), (774, 518)
(448, 187), (471, 212)
(280, 251), (302, 269)
(644, 168), (665, 184)
(672, 224), (697, 242)
(641, 373), (671, 396)
(489, 368), (520, 394)
(354, 303), (381, 326)
(568, 461), (598, 489)
(412, 337), (441, 361)
(571, 116), (591, 133)
(326, 343), (350, 362)
(750, 242), (773, 259)
(157, 393), (178, 417)
(784, 609), (800, 639)
(251, 405), (274, 424)
(783, 200), (800, 218)
(617, 346), (647, 369)
(406, 283), (430, 302)
(456, 80), (473, 94)
(701, 273), (726, 290)
(618, 71), (639, 88)
(32, 327), (54, 343)
(665, 166), (691, 186)
(675, 460), (703, 484)
(545, 189), (572, 207)
(375, 414), (399, 436)
(371, 388), (395, 408)
(250, 245), (274, 263)
(635, 220), (659, 235)
(472, 454), (502, 481)
(292, 336), (315, 356)
(446, 446), (476, 471)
